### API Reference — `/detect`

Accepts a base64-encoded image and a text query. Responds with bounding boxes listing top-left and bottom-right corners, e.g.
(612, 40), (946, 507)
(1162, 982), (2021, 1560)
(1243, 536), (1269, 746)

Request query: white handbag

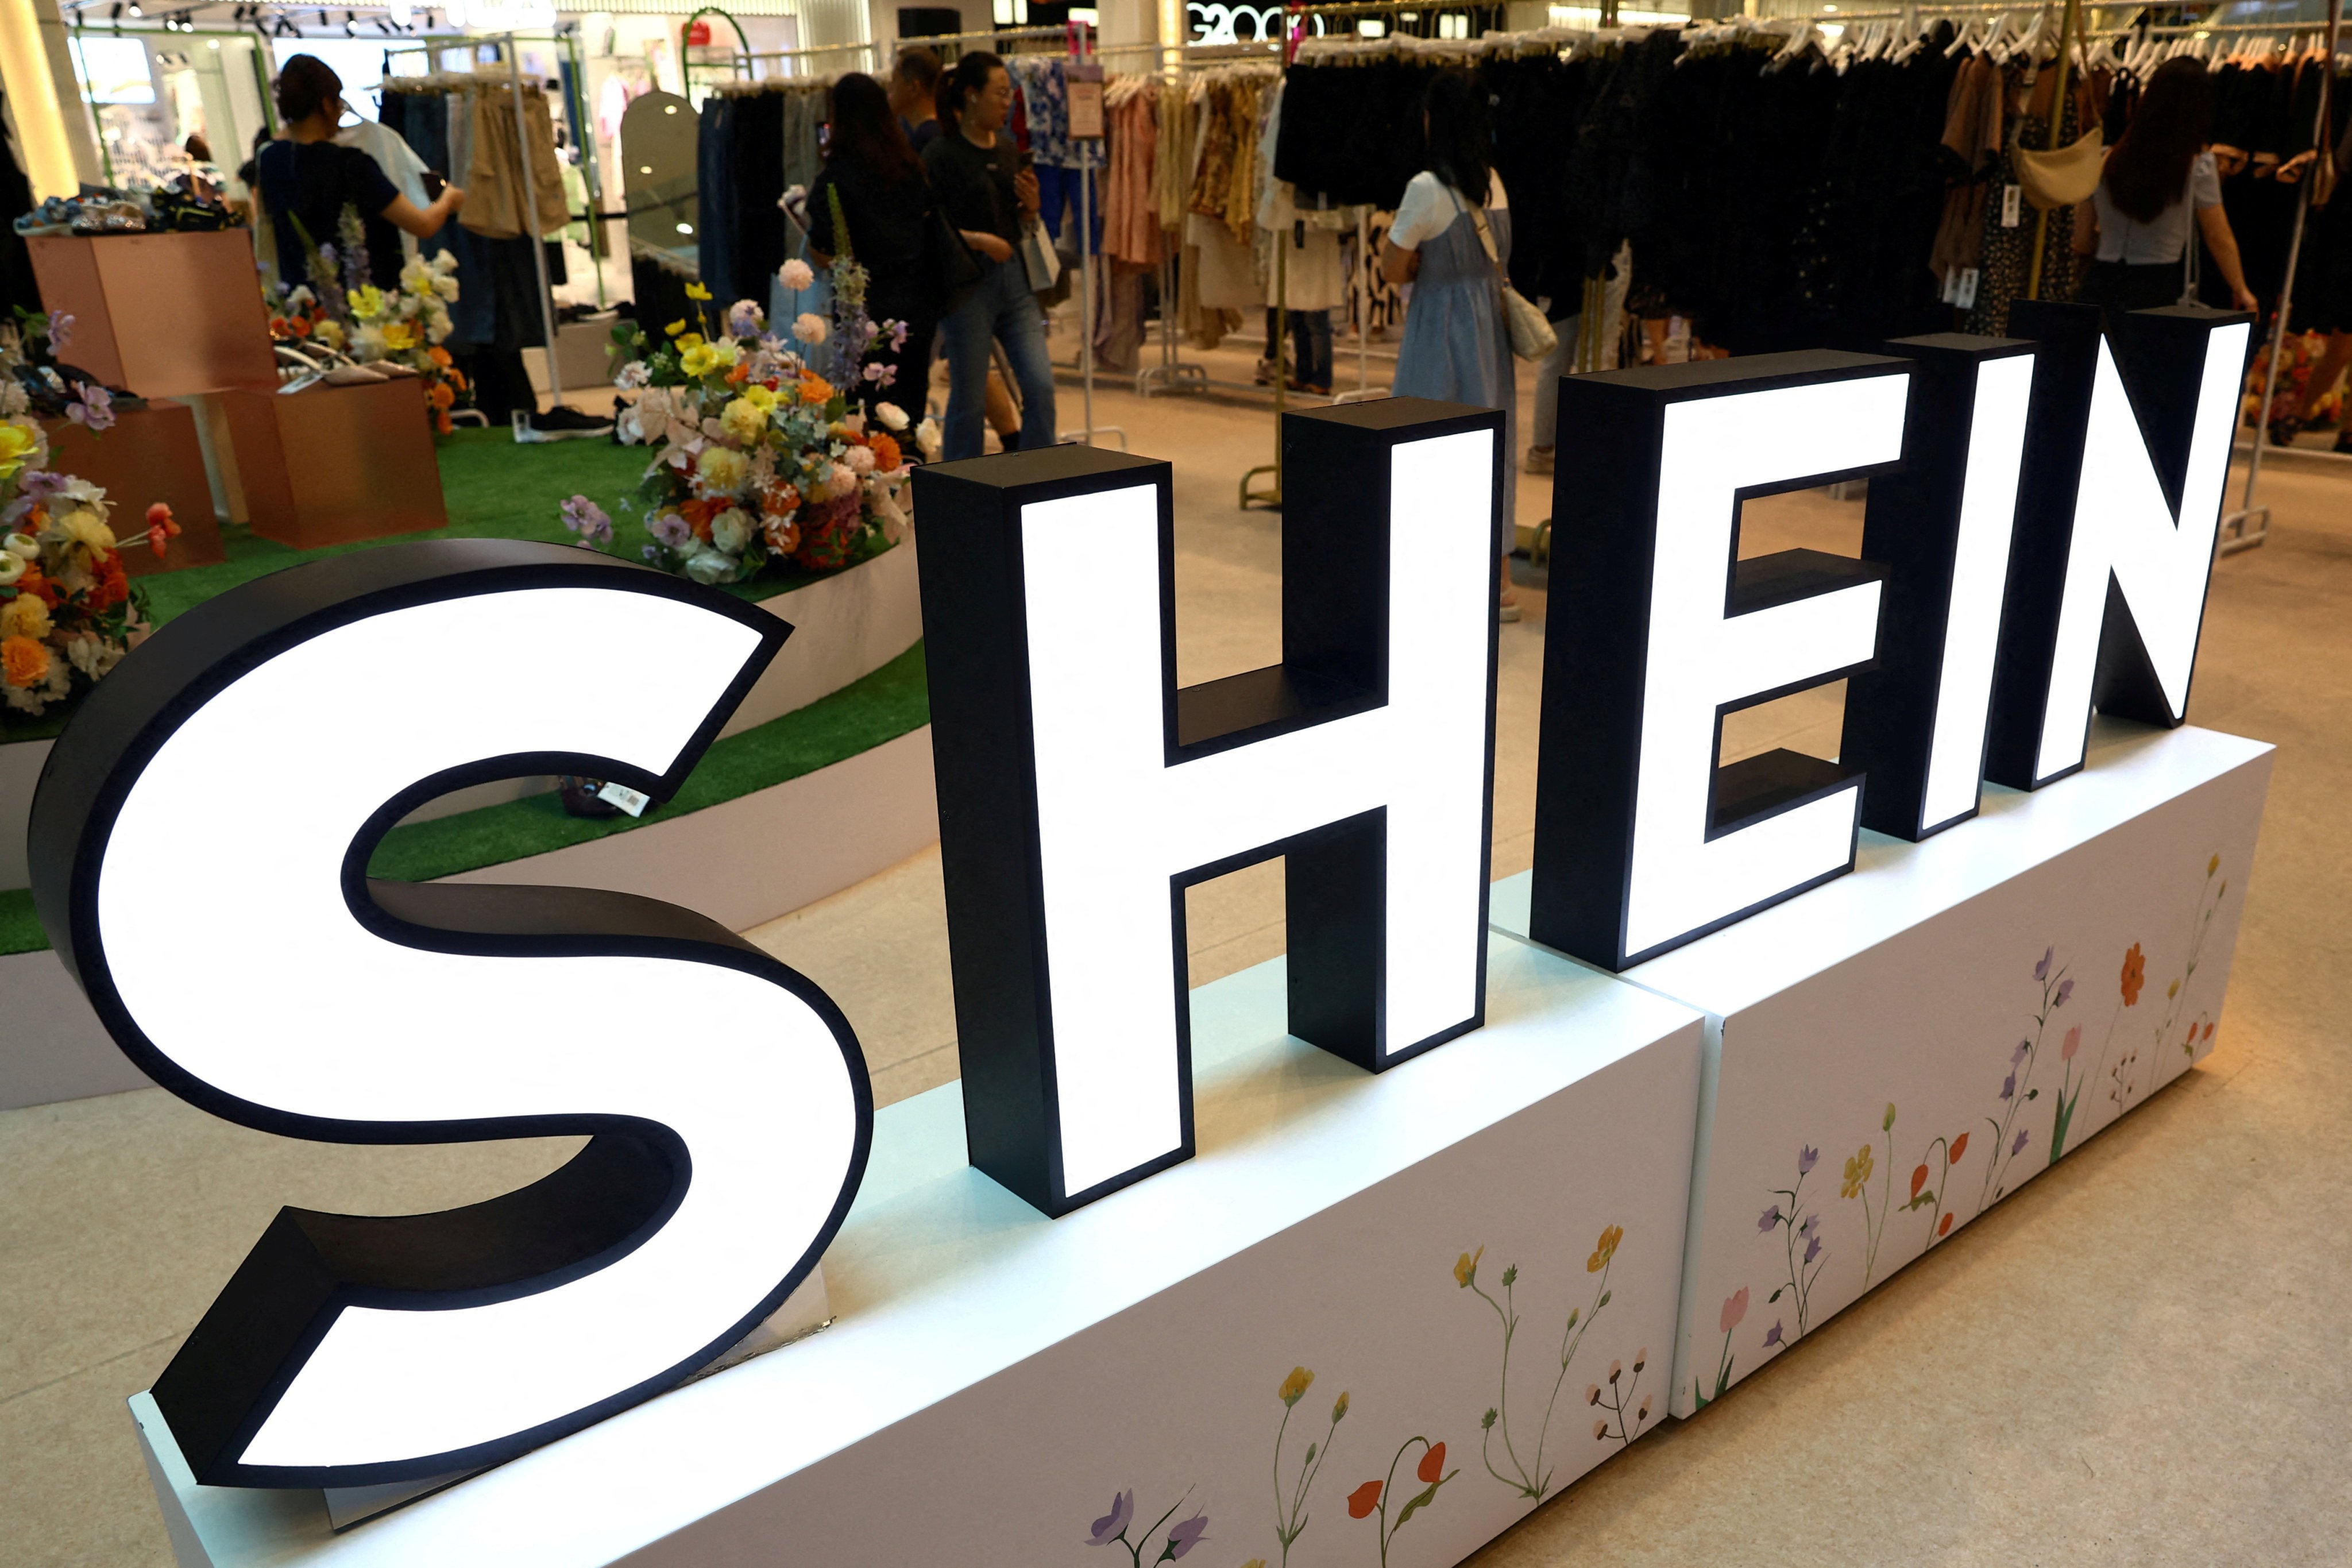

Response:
(1469, 202), (1558, 362)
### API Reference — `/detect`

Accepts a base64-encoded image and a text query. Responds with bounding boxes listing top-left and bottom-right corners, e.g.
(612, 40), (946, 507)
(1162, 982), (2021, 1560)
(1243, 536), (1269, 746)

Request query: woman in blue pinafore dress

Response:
(1382, 69), (1519, 620)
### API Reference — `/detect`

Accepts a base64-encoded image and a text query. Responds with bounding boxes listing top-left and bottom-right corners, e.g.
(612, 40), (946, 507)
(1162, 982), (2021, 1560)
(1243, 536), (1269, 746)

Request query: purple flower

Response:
(1801, 1212), (1820, 1239)
(650, 511), (694, 550)
(65, 384), (113, 431)
(726, 298), (764, 338)
(2033, 947), (2052, 981)
(1762, 1320), (1785, 1348)
(1999, 1073), (2015, 1102)
(2055, 978), (2073, 1007)
(45, 311), (72, 353)
(1086, 1490), (1133, 1546)
(2012, 1129), (2029, 1156)
(1167, 1513), (1209, 1559)
(2011, 1038), (2031, 1065)
(1797, 1145), (1819, 1175)
(889, 318), (910, 351)
(559, 494), (614, 546)
(1758, 1204), (1781, 1233)
(19, 470), (67, 501)
(1802, 1234), (1822, 1265)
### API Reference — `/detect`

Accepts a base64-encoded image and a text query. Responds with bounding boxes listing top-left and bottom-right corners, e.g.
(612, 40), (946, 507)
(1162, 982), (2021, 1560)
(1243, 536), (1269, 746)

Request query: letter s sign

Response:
(27, 541), (872, 1488)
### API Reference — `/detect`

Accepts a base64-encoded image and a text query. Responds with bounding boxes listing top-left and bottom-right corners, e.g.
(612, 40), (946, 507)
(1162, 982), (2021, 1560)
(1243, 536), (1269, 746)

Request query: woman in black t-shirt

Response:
(256, 55), (465, 292)
(806, 73), (944, 423)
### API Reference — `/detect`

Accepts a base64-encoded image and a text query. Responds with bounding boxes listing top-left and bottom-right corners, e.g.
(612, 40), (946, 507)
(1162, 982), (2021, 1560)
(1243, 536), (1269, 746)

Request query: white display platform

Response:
(132, 934), (1705, 1567)
(0, 538), (923, 882)
(0, 727), (937, 1113)
(1492, 720), (2273, 1418)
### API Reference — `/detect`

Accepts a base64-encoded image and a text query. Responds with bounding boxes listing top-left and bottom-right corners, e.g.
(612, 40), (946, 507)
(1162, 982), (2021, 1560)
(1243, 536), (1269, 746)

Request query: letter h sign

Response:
(913, 401), (1504, 1216)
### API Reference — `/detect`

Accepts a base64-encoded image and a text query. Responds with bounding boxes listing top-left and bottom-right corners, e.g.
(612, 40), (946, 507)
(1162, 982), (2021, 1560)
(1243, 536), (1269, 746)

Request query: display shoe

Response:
(1499, 600), (1523, 623)
(1524, 445), (1555, 475)
(2268, 414), (2304, 448)
(514, 405), (618, 443)
(2336, 430), (2352, 455)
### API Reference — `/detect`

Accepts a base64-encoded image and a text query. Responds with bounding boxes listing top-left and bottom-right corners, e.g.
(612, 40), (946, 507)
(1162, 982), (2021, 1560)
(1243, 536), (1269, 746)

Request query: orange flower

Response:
(87, 552), (128, 611)
(1416, 1442), (1447, 1485)
(1, 633), (49, 688)
(427, 381), (456, 411)
(760, 480), (802, 516)
(446, 367), (468, 391)
(435, 410), (454, 435)
(725, 360), (752, 386)
(15, 566), (57, 608)
(797, 373), (834, 405)
(289, 315), (313, 338)
(1910, 1164), (1928, 1200)
(679, 497), (717, 540)
(1346, 1481), (1382, 1519)
(427, 345), (453, 368)
(867, 431), (902, 471)
(760, 513), (801, 554)
(1938, 1212), (1955, 1237)
(1948, 1130), (1969, 1163)
(1586, 1223), (1624, 1273)
(2120, 943), (2146, 1006)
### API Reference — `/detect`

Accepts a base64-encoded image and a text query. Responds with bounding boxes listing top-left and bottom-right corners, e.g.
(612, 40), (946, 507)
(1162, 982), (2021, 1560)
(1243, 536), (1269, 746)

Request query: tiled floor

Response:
(3, 357), (2340, 1566)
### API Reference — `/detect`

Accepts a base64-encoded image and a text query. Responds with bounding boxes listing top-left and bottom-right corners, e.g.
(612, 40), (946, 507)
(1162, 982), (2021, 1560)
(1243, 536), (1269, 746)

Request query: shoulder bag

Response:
(1467, 196), (1557, 362)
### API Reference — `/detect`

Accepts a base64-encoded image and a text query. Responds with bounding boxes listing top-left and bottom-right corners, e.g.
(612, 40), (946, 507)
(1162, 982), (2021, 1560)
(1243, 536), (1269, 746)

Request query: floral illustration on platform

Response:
(1456, 1225), (1622, 1500)
(1979, 947), (2073, 1206)
(1348, 1436), (1458, 1568)
(1084, 1488), (1210, 1566)
(1588, 1346), (1654, 1448)
(1901, 1129), (1969, 1246)
(1762, 1145), (1826, 1342)
(2162, 856), (2229, 1064)
(1693, 1285), (1748, 1409)
(1270, 1366), (1347, 1567)
(1844, 1103), (1903, 1288)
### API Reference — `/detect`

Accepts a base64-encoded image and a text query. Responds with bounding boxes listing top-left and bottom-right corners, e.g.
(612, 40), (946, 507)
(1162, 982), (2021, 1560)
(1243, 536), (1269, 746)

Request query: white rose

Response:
(711, 508), (754, 554)
(0, 553), (21, 587)
(2, 531), (38, 560)
(682, 546), (737, 584)
(875, 401), (910, 431)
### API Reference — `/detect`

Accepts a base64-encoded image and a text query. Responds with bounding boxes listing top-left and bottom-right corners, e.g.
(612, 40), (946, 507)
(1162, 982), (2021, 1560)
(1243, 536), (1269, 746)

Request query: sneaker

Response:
(1524, 445), (1555, 475)
(1499, 600), (1523, 624)
(514, 404), (617, 443)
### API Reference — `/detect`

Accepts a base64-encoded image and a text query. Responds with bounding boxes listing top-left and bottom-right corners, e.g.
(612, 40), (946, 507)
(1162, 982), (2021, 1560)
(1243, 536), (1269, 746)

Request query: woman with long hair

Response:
(253, 55), (463, 291)
(2076, 56), (2258, 314)
(1381, 69), (1518, 620)
(808, 71), (944, 420)
(922, 52), (1055, 458)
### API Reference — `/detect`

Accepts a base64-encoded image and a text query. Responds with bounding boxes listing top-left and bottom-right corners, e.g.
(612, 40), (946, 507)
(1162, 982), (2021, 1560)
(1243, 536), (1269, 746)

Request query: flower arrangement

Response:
(267, 214), (469, 432)
(0, 453), (152, 719)
(5, 308), (118, 430)
(601, 279), (915, 586)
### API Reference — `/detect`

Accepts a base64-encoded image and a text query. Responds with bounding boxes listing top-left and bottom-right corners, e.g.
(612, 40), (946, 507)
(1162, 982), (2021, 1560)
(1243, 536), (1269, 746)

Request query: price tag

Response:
(1954, 267), (1980, 311)
(1068, 64), (1104, 140)
(2001, 184), (2022, 228)
(596, 781), (651, 817)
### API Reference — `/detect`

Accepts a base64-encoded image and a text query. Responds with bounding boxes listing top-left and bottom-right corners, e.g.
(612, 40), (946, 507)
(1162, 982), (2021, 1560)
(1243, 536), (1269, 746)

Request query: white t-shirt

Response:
(1388, 169), (1510, 250)
(2091, 150), (2222, 265)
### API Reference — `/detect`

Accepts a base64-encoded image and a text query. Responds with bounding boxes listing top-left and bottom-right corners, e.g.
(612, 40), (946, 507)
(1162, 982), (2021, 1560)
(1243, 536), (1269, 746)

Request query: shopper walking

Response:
(925, 52), (1057, 460)
(808, 72), (945, 423)
(1382, 69), (1518, 620)
(2074, 56), (2260, 315)
(254, 55), (464, 292)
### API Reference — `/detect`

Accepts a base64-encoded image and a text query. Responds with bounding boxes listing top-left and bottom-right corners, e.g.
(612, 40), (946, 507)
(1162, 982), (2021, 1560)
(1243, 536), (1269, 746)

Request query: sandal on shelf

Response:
(2267, 415), (2304, 448)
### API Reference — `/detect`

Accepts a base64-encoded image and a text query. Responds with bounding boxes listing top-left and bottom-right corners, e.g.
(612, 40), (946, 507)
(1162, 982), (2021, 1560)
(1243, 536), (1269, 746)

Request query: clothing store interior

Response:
(2, 0), (2351, 1560)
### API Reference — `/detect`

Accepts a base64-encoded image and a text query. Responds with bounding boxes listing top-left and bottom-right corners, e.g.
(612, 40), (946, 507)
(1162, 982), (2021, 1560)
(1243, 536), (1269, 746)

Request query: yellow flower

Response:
(719, 397), (767, 444)
(2208, 853), (2220, 877)
(57, 507), (115, 555)
(679, 342), (720, 378)
(1841, 1144), (1874, 1200)
(677, 333), (705, 350)
(665, 318), (688, 337)
(349, 284), (387, 321)
(1454, 1245), (1483, 1288)
(696, 446), (750, 496)
(740, 383), (778, 412)
(312, 318), (347, 350)
(1588, 1223), (1625, 1272)
(1331, 1391), (1349, 1423)
(2167, 979), (2180, 1000)
(381, 320), (418, 352)
(685, 280), (712, 300)
(1279, 1366), (1314, 1407)
(0, 420), (37, 480)
(1, 593), (51, 641)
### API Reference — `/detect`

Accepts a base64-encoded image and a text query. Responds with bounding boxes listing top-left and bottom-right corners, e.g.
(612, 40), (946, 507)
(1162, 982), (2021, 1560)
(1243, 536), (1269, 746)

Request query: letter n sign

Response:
(912, 401), (1503, 1218)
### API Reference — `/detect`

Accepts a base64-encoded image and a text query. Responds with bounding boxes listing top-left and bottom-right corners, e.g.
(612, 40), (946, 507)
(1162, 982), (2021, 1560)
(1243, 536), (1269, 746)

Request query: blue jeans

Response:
(940, 254), (1057, 461)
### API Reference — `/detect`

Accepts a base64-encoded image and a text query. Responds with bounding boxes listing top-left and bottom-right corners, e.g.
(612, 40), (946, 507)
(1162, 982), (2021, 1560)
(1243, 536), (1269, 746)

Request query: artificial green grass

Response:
(0, 641), (930, 957)
(0, 886), (37, 955)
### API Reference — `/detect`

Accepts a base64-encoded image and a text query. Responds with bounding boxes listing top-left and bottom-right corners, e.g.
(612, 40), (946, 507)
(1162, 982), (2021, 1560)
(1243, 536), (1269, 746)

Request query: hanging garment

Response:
(463, 84), (570, 242)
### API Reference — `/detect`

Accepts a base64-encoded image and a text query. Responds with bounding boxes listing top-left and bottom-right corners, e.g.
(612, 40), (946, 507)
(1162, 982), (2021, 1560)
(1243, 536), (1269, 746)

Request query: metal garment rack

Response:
(383, 33), (580, 405)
